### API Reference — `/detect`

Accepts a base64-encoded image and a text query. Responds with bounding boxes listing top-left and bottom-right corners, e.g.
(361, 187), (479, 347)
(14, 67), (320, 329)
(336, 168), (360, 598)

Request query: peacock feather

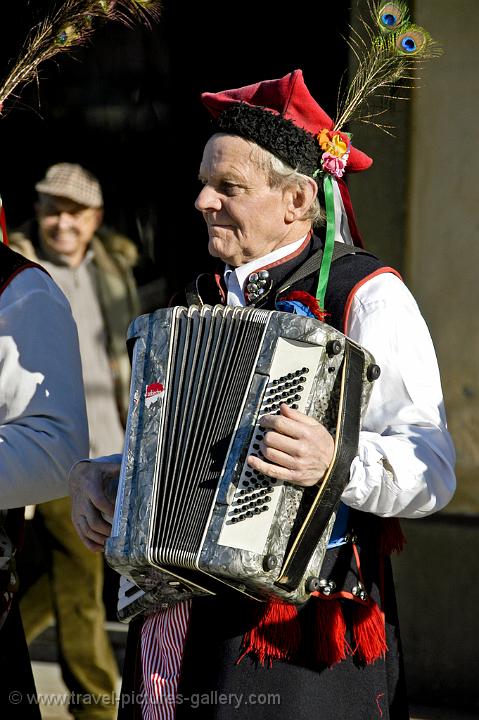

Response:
(376, 2), (410, 32)
(334, 0), (441, 133)
(0, 1), (162, 112)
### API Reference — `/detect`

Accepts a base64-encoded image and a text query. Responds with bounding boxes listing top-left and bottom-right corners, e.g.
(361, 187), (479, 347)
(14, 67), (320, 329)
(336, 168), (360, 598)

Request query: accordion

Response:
(106, 305), (379, 620)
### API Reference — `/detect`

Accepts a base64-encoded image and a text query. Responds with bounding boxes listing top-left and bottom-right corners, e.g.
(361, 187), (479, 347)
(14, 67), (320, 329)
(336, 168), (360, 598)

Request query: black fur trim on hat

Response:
(214, 104), (321, 177)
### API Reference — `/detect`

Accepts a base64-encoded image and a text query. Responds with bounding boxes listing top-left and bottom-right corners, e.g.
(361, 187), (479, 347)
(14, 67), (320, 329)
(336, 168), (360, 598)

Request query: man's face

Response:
(36, 194), (102, 266)
(195, 134), (292, 267)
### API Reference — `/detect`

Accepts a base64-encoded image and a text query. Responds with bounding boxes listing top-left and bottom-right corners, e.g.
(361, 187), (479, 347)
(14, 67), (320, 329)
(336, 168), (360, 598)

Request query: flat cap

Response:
(35, 163), (103, 208)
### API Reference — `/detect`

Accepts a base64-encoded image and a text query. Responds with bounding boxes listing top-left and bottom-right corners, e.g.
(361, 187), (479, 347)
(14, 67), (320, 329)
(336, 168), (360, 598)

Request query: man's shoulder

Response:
(330, 247), (385, 276)
(325, 246), (396, 331)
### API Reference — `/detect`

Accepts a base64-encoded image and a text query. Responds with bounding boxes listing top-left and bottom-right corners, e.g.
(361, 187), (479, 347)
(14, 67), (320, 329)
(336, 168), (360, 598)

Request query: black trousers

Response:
(118, 559), (409, 720)
(0, 600), (41, 718)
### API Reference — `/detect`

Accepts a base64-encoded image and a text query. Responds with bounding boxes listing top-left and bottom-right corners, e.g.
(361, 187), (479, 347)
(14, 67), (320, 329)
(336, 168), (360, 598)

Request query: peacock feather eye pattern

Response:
(377, 2), (409, 32)
(395, 27), (430, 55)
(333, 0), (441, 132)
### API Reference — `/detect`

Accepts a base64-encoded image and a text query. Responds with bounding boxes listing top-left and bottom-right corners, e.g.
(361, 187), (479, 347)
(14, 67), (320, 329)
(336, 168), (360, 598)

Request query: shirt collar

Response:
(224, 236), (306, 291)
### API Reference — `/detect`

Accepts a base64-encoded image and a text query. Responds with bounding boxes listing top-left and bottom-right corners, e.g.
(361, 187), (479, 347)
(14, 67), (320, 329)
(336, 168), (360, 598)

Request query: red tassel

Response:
(237, 598), (301, 667)
(313, 596), (349, 667)
(351, 600), (388, 665)
(379, 517), (406, 556)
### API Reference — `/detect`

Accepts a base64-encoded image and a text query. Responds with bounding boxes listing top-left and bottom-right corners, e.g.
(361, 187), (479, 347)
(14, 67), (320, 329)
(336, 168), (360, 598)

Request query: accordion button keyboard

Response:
(218, 339), (323, 553)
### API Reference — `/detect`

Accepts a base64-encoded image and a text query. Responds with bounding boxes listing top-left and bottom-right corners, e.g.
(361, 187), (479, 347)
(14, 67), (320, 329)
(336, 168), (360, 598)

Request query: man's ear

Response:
(284, 177), (318, 223)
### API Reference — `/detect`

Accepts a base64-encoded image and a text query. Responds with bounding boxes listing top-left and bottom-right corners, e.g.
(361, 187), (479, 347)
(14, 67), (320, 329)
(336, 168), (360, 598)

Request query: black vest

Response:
(182, 234), (386, 333)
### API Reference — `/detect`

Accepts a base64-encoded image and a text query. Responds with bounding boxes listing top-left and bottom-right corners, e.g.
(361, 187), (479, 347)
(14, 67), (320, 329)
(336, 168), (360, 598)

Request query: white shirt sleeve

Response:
(341, 272), (456, 518)
(0, 267), (89, 508)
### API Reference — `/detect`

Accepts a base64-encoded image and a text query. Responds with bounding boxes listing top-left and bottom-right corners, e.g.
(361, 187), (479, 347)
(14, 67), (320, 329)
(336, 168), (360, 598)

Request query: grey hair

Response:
(250, 144), (324, 227)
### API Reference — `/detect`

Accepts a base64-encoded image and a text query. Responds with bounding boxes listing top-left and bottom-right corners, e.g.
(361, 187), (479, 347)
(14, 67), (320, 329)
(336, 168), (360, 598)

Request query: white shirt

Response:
(0, 267), (89, 508)
(225, 253), (456, 518)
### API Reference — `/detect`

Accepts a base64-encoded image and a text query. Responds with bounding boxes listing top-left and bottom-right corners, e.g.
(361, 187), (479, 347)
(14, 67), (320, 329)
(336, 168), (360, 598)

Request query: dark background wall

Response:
(0, 1), (348, 305)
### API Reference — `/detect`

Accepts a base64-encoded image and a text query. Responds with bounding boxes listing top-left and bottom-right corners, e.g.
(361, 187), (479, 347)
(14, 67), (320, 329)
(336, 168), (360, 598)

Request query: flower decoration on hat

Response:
(317, 130), (351, 179)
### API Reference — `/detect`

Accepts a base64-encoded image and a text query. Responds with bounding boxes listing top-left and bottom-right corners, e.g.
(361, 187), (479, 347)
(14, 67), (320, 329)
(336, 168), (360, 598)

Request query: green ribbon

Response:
(316, 174), (335, 311)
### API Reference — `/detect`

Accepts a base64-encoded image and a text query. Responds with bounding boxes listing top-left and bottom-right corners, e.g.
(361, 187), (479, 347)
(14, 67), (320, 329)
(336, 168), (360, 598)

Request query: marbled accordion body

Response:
(105, 305), (378, 620)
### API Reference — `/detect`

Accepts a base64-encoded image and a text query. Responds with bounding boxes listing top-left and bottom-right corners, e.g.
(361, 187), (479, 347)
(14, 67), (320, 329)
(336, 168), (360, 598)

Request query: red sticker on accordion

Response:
(145, 382), (164, 408)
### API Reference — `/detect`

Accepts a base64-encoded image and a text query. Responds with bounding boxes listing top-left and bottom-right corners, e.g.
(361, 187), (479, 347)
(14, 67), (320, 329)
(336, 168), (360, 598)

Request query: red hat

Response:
(201, 70), (372, 177)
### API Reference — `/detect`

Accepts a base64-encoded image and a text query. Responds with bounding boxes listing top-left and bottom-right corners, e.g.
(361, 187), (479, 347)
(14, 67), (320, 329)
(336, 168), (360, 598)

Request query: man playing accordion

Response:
(69, 69), (455, 719)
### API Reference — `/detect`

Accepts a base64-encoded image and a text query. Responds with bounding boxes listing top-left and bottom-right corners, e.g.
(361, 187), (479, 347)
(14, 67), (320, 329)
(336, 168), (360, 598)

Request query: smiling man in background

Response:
(10, 162), (139, 720)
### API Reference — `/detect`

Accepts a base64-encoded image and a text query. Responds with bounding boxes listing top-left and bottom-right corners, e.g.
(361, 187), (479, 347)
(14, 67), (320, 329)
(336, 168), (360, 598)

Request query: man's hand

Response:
(247, 403), (334, 486)
(69, 460), (120, 552)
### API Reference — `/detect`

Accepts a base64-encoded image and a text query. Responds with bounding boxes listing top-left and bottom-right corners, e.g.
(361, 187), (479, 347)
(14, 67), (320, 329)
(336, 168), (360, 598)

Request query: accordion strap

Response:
(276, 243), (371, 298)
(274, 340), (366, 593)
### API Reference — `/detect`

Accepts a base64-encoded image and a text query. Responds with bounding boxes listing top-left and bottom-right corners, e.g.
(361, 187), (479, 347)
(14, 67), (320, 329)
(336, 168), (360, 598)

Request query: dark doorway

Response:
(0, 1), (349, 305)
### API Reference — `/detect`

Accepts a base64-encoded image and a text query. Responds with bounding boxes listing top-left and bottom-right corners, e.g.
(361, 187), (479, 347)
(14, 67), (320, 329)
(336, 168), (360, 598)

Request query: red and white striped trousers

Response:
(140, 600), (191, 719)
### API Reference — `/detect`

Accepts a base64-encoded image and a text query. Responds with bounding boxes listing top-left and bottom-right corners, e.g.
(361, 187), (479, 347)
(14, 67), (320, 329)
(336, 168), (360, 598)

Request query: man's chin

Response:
(208, 238), (227, 261)
(44, 241), (77, 257)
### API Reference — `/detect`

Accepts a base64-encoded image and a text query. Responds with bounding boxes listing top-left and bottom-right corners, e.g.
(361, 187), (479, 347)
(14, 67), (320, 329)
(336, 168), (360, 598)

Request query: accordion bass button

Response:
(326, 340), (342, 357)
(367, 363), (381, 381)
(305, 577), (321, 593)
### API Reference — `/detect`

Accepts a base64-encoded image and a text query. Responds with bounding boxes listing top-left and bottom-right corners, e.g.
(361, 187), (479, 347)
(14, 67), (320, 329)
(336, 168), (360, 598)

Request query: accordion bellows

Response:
(106, 305), (378, 619)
